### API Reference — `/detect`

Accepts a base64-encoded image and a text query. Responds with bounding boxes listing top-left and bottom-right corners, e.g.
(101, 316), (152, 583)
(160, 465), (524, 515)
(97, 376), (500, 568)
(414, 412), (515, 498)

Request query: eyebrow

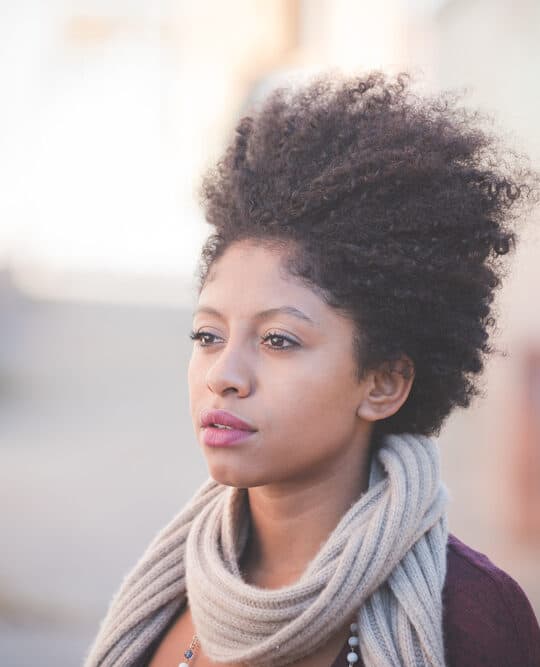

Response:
(192, 305), (318, 327)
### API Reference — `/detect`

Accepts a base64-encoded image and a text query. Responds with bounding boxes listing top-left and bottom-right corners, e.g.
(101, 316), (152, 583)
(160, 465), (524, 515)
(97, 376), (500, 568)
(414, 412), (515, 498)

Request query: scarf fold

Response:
(83, 432), (449, 667)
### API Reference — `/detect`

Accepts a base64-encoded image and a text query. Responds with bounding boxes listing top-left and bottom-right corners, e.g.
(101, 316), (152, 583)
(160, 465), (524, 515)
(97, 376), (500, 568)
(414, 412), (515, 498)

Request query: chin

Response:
(206, 461), (267, 488)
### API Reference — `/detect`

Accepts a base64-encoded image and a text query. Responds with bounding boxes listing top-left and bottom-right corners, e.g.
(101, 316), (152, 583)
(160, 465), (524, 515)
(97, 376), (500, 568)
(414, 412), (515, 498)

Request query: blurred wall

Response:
(431, 0), (540, 608)
(1, 1), (539, 665)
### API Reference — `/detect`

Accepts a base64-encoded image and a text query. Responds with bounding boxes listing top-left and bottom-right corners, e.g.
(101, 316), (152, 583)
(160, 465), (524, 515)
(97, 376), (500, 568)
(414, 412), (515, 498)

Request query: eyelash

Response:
(189, 330), (298, 352)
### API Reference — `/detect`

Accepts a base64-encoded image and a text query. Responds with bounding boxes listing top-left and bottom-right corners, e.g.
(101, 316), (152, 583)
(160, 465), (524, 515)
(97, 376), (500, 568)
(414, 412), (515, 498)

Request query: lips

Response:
(200, 408), (257, 432)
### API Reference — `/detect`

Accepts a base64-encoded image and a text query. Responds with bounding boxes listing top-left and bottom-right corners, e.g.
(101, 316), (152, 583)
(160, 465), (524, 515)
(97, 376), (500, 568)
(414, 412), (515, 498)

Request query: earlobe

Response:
(356, 357), (415, 422)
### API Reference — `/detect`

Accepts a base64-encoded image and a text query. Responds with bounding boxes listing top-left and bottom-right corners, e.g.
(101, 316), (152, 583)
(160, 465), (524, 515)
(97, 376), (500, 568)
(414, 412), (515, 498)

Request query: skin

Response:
(189, 238), (414, 576)
(150, 239), (415, 667)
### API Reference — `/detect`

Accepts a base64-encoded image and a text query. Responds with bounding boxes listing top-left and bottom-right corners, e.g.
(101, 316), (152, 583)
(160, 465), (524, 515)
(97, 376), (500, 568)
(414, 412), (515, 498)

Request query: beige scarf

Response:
(83, 433), (449, 667)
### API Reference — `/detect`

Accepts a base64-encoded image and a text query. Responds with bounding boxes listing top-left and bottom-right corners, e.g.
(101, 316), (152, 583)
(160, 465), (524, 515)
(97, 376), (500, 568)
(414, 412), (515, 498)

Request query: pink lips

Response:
(200, 408), (257, 448)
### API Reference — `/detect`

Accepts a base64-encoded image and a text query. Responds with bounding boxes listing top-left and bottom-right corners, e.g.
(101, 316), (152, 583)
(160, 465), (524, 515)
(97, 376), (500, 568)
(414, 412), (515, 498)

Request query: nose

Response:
(205, 343), (253, 397)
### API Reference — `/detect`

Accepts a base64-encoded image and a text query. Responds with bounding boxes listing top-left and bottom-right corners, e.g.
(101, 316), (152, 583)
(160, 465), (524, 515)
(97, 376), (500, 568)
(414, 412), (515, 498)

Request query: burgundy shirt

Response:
(144, 533), (540, 666)
(331, 533), (540, 666)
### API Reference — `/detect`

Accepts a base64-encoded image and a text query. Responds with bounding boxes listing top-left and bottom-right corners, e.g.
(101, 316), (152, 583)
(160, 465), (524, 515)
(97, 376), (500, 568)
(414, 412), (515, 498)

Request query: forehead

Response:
(197, 241), (327, 318)
(205, 240), (291, 282)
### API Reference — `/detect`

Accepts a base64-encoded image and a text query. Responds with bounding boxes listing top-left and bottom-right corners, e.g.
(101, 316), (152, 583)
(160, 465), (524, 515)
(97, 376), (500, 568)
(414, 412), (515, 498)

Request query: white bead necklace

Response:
(178, 622), (360, 666)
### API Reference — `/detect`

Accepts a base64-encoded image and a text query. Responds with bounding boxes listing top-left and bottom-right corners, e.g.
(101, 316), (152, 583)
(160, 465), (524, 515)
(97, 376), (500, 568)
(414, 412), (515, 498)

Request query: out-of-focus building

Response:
(0, 1), (539, 664)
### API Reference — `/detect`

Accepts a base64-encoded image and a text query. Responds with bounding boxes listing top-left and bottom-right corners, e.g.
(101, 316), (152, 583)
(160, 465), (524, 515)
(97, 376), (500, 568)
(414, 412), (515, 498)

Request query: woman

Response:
(84, 71), (540, 666)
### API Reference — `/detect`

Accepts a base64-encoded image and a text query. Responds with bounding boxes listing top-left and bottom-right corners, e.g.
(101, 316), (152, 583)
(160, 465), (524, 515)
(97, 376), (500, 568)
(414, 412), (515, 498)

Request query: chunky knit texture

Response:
(83, 433), (449, 667)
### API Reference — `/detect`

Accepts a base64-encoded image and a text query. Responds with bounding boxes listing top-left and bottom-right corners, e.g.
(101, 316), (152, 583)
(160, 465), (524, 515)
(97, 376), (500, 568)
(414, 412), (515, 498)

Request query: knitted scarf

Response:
(83, 433), (449, 667)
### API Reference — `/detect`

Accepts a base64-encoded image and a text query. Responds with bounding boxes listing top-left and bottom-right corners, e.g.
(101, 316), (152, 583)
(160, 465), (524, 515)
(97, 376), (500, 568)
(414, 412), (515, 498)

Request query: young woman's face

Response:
(188, 240), (373, 488)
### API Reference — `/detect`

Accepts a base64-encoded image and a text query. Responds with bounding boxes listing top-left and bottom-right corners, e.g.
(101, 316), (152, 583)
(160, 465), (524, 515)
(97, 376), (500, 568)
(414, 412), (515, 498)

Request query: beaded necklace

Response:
(178, 621), (360, 666)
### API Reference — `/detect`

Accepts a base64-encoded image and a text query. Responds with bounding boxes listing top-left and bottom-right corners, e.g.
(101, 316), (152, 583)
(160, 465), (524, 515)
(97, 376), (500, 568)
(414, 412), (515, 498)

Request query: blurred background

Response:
(1, 1), (539, 664)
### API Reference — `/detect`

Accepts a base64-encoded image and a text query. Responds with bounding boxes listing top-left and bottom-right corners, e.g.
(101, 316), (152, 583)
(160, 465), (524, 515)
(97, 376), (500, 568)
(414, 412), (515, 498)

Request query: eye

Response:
(261, 331), (298, 351)
(189, 330), (220, 347)
(189, 329), (298, 351)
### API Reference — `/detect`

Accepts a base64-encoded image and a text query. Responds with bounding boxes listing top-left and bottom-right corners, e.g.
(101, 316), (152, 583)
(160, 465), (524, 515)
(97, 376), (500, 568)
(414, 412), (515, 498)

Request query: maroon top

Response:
(143, 533), (540, 666)
(331, 533), (540, 666)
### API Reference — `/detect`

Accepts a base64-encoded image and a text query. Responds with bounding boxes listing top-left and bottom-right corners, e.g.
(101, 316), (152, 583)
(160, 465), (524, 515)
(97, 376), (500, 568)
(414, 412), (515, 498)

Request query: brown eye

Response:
(261, 332), (298, 351)
(189, 330), (298, 351)
(189, 331), (219, 347)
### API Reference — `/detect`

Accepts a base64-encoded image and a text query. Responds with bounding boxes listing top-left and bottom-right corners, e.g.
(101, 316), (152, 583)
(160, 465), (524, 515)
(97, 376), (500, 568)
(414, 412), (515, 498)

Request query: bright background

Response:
(1, 2), (540, 664)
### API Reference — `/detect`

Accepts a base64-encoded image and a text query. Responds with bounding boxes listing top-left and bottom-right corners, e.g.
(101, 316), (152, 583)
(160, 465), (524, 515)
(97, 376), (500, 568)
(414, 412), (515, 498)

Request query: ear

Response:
(356, 356), (415, 422)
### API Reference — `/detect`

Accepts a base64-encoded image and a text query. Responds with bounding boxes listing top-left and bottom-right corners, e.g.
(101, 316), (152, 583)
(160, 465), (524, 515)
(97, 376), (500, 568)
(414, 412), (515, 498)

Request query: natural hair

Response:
(194, 70), (538, 438)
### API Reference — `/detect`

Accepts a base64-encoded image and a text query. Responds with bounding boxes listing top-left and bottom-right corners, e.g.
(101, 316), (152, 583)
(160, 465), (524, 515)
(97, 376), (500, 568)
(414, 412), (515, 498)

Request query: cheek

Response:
(269, 377), (350, 450)
(187, 355), (196, 388)
(187, 355), (205, 413)
(188, 349), (206, 385)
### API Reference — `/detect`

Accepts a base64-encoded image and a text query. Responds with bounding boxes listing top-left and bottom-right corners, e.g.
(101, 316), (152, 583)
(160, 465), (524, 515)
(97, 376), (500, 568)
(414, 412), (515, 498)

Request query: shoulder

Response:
(443, 532), (540, 667)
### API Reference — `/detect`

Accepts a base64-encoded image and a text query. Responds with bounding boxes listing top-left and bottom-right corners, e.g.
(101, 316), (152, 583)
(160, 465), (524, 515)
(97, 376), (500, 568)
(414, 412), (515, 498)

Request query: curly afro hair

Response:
(195, 70), (538, 438)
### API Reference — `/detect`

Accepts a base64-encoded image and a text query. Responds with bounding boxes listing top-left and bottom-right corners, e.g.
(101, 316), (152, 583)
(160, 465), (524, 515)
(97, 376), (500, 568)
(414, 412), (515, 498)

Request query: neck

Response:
(238, 433), (375, 589)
